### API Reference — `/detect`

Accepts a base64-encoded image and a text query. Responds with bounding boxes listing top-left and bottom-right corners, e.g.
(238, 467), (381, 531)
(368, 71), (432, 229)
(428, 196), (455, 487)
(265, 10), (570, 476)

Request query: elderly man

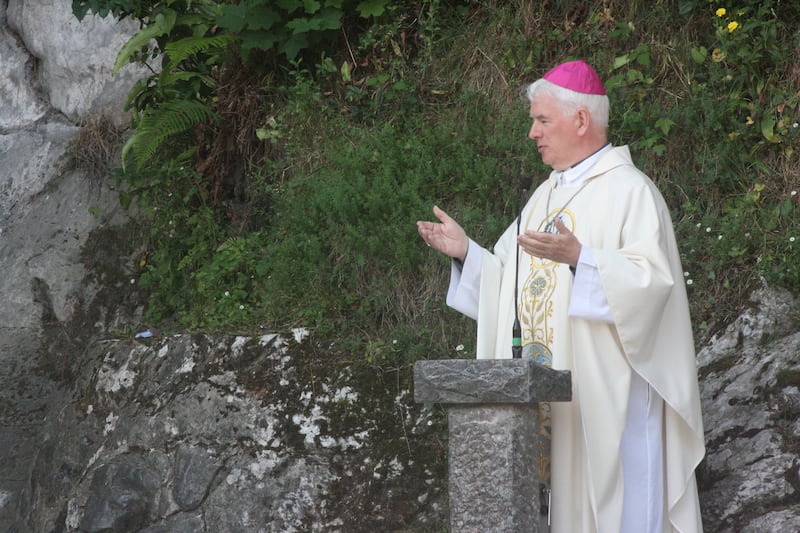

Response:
(417, 60), (705, 532)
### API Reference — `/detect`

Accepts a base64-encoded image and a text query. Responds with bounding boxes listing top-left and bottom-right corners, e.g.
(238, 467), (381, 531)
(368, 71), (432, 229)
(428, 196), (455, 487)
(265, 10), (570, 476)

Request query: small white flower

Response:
(718, 235), (723, 240)
(224, 291), (230, 297)
(706, 227), (712, 233)
(790, 237), (796, 243)
(455, 344), (465, 352)
(683, 271), (689, 277)
(696, 222), (702, 228)
(686, 279), (694, 286)
(130, 278), (136, 284)
(792, 191), (797, 196)
(239, 304), (244, 310)
(793, 122), (799, 129)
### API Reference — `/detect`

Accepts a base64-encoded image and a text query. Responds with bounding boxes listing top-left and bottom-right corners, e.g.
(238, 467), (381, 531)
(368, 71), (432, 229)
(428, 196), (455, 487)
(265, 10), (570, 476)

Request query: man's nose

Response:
(528, 123), (540, 140)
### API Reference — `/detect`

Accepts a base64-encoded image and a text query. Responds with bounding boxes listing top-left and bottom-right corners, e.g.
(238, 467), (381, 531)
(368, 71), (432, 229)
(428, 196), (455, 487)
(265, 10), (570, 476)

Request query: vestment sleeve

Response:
(568, 246), (614, 323)
(446, 239), (484, 320)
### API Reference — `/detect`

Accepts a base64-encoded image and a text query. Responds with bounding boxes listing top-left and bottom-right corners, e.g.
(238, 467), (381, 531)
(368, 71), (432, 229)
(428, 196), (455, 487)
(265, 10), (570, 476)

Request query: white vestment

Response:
(446, 146), (705, 533)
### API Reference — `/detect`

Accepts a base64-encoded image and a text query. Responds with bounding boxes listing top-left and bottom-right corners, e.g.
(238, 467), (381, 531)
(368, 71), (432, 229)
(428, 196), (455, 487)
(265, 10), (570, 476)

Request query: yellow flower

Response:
(716, 8), (727, 17)
(728, 21), (739, 32)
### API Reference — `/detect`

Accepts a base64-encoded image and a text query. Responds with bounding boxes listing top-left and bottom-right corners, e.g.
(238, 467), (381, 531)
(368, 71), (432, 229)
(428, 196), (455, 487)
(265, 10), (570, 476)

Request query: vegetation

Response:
(72, 0), (800, 362)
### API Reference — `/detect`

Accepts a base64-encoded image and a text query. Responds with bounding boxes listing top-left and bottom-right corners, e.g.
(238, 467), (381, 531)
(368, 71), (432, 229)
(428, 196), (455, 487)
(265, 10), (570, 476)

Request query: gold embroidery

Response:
(518, 204), (577, 484)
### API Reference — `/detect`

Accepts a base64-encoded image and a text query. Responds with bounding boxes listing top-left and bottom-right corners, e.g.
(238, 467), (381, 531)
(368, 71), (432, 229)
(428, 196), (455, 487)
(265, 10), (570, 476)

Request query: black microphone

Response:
(512, 178), (532, 359)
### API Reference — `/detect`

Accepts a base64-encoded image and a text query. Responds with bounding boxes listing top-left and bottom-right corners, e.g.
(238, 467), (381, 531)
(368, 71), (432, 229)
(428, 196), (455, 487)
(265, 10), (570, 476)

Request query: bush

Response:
(256, 92), (542, 357)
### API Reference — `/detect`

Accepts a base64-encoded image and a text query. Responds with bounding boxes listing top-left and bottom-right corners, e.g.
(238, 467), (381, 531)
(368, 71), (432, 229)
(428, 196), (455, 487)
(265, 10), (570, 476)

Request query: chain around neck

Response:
(543, 181), (590, 233)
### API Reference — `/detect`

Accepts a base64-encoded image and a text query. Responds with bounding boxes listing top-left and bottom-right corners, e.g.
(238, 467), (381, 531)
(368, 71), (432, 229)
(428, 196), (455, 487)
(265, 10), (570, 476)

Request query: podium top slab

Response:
(414, 358), (572, 405)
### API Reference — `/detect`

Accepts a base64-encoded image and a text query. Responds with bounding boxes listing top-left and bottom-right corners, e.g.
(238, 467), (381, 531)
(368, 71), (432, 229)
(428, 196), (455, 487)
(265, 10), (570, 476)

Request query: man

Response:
(416, 59), (705, 532)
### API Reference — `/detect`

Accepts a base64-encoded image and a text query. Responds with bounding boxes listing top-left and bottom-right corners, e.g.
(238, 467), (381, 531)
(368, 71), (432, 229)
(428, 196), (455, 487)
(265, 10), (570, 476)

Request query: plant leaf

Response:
(122, 100), (219, 170)
(164, 34), (237, 67)
(216, 4), (248, 32)
(655, 117), (675, 136)
(356, 0), (387, 17)
(761, 115), (777, 143)
(690, 46), (707, 64)
(613, 54), (631, 69)
(113, 9), (178, 75)
(246, 6), (282, 30)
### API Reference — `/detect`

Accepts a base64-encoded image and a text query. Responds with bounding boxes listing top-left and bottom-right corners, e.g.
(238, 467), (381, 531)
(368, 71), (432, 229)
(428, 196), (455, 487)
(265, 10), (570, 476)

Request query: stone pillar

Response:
(414, 359), (571, 533)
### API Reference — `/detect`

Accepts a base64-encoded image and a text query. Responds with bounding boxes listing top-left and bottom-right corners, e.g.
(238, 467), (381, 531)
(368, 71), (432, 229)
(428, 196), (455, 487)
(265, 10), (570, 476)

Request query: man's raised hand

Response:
(417, 205), (469, 262)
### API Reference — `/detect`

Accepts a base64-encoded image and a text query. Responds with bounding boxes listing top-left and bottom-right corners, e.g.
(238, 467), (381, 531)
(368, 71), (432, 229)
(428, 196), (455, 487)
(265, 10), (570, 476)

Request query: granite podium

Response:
(414, 358), (572, 533)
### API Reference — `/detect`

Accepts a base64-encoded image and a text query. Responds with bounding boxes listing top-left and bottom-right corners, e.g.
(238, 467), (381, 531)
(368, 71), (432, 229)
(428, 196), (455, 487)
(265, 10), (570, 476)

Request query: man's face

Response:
(528, 94), (578, 171)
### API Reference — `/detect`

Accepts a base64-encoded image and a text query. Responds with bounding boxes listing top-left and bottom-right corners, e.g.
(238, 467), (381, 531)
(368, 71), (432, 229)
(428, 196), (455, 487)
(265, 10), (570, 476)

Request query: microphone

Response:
(512, 178), (532, 359)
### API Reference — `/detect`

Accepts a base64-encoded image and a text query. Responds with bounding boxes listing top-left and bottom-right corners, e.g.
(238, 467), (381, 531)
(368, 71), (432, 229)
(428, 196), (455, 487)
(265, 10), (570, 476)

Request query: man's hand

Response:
(518, 218), (581, 266)
(417, 205), (469, 262)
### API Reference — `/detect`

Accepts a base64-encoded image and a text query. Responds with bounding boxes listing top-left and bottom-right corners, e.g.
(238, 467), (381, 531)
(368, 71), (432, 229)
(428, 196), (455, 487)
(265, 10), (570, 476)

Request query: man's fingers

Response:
(432, 205), (452, 224)
(554, 218), (572, 234)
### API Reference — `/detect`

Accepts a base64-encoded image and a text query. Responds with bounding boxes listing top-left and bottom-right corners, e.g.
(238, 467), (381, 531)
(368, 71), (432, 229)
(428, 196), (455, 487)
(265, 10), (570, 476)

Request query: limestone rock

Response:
(6, 0), (149, 127)
(697, 284), (800, 531)
(0, 21), (47, 129)
(29, 333), (447, 532)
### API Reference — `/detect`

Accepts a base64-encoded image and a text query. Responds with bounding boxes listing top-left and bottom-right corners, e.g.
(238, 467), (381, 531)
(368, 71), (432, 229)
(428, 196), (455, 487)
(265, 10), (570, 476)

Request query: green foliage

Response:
(217, 0), (344, 60)
(72, 0), (143, 20)
(122, 100), (219, 169)
(73, 0), (229, 171)
(75, 0), (800, 358)
(118, 161), (221, 322)
(186, 233), (271, 329)
(138, 0), (395, 65)
(254, 94), (537, 346)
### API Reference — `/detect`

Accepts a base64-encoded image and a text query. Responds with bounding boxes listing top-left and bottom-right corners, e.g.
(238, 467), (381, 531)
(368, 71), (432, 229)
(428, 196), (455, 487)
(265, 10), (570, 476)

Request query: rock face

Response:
(0, 0), (797, 531)
(6, 0), (146, 127)
(696, 285), (800, 532)
(29, 332), (446, 532)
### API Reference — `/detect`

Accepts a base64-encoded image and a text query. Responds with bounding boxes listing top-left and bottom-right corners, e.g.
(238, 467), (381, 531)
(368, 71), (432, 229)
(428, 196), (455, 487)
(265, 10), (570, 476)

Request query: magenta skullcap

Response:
(542, 59), (606, 95)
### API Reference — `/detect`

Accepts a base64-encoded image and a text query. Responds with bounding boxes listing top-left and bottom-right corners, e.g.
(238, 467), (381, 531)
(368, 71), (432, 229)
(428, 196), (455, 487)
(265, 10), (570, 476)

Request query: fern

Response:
(164, 34), (238, 67)
(122, 99), (219, 169)
(113, 9), (178, 75)
(157, 70), (216, 91)
(123, 71), (215, 119)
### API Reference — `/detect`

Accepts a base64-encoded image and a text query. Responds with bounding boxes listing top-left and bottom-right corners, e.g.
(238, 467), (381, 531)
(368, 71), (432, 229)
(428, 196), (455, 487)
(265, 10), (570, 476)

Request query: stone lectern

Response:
(414, 358), (572, 533)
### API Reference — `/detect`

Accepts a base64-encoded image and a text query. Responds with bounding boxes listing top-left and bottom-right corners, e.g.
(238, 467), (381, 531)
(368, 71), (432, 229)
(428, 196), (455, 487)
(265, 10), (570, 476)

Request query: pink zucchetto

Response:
(542, 59), (606, 95)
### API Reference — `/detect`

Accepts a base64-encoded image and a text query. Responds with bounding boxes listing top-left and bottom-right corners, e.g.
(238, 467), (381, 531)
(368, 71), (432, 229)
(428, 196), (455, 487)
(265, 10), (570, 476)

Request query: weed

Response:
(59, 116), (124, 181)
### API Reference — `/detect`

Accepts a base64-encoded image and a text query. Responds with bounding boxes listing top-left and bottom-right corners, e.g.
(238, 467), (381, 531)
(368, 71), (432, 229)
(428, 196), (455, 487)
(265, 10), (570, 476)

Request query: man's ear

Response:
(576, 108), (591, 135)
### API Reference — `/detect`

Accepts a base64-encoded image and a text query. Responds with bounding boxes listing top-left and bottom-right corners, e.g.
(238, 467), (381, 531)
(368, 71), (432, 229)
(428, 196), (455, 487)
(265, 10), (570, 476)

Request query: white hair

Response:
(526, 79), (610, 131)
